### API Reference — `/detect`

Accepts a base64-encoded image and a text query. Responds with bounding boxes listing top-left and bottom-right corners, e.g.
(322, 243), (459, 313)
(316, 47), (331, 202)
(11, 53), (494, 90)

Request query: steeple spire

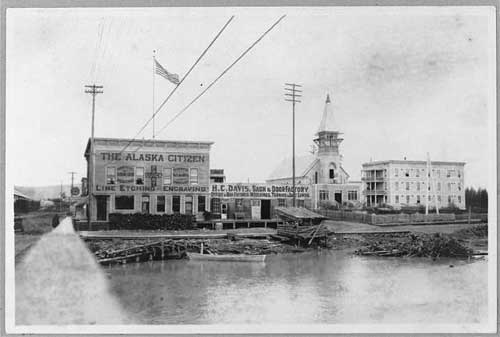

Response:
(317, 93), (339, 134)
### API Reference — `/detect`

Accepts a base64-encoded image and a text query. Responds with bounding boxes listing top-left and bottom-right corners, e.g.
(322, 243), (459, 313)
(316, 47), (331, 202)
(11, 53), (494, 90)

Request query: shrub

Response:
(108, 213), (196, 230)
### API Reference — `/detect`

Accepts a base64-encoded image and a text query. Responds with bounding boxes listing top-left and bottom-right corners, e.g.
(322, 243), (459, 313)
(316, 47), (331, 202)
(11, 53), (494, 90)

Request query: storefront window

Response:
(115, 195), (134, 210)
(172, 196), (180, 213)
(185, 196), (193, 215)
(198, 196), (206, 212)
(106, 166), (116, 185)
(163, 168), (172, 185)
(190, 168), (198, 185)
(157, 195), (165, 213)
(211, 198), (221, 213)
(135, 167), (144, 185)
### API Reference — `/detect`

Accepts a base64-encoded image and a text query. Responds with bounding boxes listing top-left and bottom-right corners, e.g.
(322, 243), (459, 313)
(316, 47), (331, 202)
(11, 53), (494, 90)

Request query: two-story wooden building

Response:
(84, 137), (213, 222)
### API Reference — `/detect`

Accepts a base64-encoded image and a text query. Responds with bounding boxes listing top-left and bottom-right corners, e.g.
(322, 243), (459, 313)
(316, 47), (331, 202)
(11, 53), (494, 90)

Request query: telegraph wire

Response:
(155, 14), (286, 137)
(117, 16), (235, 156)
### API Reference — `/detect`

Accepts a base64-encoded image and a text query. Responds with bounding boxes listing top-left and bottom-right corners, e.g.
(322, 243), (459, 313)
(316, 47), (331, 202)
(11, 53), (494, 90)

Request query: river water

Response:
(105, 251), (488, 324)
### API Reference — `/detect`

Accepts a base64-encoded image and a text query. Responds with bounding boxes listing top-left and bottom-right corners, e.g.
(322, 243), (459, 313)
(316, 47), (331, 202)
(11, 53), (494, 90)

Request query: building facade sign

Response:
(173, 168), (189, 184)
(95, 184), (209, 193)
(210, 183), (310, 199)
(117, 166), (134, 184)
(99, 152), (206, 163)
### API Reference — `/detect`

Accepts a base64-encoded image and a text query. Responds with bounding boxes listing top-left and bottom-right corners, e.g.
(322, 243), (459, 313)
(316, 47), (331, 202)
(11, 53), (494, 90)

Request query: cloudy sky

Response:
(6, 6), (495, 188)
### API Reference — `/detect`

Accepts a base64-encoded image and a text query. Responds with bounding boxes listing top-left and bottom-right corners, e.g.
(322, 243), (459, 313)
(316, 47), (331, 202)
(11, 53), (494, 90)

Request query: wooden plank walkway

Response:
(79, 230), (276, 240)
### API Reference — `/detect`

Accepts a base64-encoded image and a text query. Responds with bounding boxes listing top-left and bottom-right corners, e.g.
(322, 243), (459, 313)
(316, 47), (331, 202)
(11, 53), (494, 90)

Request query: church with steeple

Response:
(267, 94), (362, 208)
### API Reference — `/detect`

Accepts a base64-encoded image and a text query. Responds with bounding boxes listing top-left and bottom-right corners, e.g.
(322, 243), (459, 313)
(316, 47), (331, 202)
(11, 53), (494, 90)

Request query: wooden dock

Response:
(79, 230), (276, 240)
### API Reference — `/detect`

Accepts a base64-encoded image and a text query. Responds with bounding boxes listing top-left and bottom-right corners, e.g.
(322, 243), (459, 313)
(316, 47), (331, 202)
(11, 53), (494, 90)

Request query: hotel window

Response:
(106, 166), (116, 185)
(135, 167), (144, 185)
(437, 169), (440, 178)
(448, 196), (452, 204)
(172, 196), (181, 213)
(319, 190), (329, 201)
(447, 183), (451, 192)
(348, 191), (358, 201)
(185, 196), (193, 215)
(447, 170), (453, 178)
(417, 195), (421, 204)
(163, 168), (172, 185)
(406, 195), (410, 204)
(115, 195), (134, 210)
(428, 195), (431, 201)
(190, 168), (198, 185)
(198, 196), (206, 212)
(278, 198), (286, 207)
(458, 196), (462, 204)
(395, 195), (399, 203)
(458, 183), (461, 191)
(405, 169), (409, 177)
(235, 198), (243, 211)
(437, 182), (441, 191)
(395, 168), (398, 177)
(157, 196), (166, 213)
(417, 182), (420, 191)
(416, 169), (420, 177)
(395, 182), (399, 191)
(405, 182), (409, 190)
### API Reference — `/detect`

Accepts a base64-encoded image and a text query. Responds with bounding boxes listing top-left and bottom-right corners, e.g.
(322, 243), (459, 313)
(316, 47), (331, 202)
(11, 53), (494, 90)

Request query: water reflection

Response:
(106, 251), (487, 324)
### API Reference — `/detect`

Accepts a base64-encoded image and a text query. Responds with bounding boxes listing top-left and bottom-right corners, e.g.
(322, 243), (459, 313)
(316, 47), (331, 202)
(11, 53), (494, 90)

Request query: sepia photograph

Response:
(4, 3), (497, 334)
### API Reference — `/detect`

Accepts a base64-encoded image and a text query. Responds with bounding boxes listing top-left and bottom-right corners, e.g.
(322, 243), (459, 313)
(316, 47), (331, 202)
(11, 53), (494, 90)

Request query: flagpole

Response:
(152, 50), (156, 139)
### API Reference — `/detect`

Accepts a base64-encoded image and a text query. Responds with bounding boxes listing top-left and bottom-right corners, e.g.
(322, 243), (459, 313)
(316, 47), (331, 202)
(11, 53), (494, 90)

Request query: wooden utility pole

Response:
(85, 84), (103, 229)
(284, 83), (302, 207)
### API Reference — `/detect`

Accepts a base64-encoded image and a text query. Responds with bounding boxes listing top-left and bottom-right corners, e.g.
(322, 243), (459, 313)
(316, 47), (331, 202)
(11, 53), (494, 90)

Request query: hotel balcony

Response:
(364, 189), (387, 196)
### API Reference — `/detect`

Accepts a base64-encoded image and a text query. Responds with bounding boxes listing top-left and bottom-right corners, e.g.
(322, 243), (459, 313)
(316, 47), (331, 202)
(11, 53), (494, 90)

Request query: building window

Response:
(447, 183), (451, 192)
(135, 167), (144, 185)
(395, 182), (399, 191)
(395, 168), (398, 177)
(172, 196), (181, 213)
(437, 182), (441, 191)
(163, 168), (172, 185)
(198, 196), (206, 212)
(297, 199), (305, 208)
(428, 195), (431, 201)
(314, 172), (318, 184)
(417, 195), (421, 204)
(185, 196), (193, 215)
(458, 196), (462, 204)
(319, 190), (329, 201)
(278, 198), (286, 207)
(458, 183), (461, 191)
(448, 196), (452, 204)
(157, 195), (166, 213)
(437, 169), (440, 178)
(406, 195), (410, 204)
(115, 195), (134, 210)
(106, 166), (116, 185)
(416, 169), (420, 177)
(211, 198), (221, 213)
(235, 198), (243, 211)
(190, 168), (198, 185)
(447, 170), (453, 178)
(417, 182), (420, 191)
(348, 191), (358, 201)
(438, 195), (441, 202)
(395, 195), (399, 203)
(458, 170), (461, 178)
(329, 168), (334, 179)
(406, 182), (410, 190)
(405, 169), (409, 177)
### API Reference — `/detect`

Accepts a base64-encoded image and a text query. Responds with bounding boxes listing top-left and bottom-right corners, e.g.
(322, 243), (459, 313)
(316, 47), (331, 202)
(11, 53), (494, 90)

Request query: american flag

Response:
(154, 59), (180, 85)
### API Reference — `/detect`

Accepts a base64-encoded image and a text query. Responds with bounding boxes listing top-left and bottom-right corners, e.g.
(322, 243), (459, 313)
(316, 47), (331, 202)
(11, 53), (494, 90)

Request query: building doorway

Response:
(141, 196), (150, 214)
(334, 192), (342, 204)
(261, 199), (271, 219)
(96, 196), (107, 221)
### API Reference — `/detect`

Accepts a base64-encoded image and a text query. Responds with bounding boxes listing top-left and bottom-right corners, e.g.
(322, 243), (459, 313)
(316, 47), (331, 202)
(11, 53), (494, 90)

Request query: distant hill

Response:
(15, 185), (73, 200)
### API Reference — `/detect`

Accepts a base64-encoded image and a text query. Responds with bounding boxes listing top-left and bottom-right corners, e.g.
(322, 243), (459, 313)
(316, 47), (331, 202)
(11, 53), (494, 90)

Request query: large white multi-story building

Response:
(361, 160), (466, 210)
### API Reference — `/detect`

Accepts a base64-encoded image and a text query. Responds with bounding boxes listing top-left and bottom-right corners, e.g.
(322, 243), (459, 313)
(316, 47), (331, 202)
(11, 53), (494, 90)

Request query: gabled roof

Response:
(14, 188), (35, 200)
(317, 93), (340, 134)
(268, 154), (318, 180)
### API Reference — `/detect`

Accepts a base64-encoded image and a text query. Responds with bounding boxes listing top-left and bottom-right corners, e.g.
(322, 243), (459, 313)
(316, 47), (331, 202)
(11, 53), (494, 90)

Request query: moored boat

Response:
(187, 252), (266, 262)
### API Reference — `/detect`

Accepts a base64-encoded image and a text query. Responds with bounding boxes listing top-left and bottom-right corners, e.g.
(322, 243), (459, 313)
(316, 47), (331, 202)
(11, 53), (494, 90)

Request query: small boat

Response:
(187, 252), (266, 262)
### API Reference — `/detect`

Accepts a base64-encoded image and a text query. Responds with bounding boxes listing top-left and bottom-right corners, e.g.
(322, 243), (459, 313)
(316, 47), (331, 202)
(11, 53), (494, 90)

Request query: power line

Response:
(156, 14), (286, 137)
(284, 82), (302, 207)
(117, 16), (235, 156)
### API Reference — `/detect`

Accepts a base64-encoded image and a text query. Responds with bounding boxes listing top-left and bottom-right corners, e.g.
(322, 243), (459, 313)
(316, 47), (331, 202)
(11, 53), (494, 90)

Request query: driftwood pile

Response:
(277, 223), (331, 245)
(355, 232), (473, 258)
